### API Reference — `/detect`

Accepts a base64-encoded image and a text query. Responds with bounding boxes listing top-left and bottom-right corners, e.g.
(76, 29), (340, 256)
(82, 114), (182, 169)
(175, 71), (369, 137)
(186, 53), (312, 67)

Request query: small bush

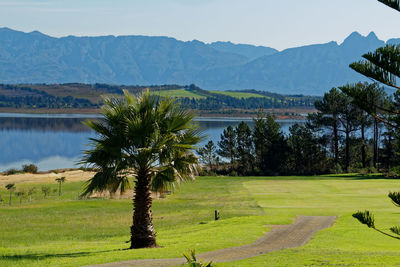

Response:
(41, 186), (51, 198)
(229, 171), (238, 177)
(22, 164), (38, 174)
(4, 168), (22, 175)
(183, 249), (213, 267)
(391, 166), (400, 175)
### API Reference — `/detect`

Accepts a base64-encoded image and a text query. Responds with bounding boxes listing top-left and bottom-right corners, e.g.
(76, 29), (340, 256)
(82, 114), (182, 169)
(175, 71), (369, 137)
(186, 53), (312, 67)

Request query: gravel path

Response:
(88, 215), (337, 267)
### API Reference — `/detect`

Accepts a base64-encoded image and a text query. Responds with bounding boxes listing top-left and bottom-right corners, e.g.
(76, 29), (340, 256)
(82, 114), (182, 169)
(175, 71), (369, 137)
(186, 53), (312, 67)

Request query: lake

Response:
(0, 113), (303, 171)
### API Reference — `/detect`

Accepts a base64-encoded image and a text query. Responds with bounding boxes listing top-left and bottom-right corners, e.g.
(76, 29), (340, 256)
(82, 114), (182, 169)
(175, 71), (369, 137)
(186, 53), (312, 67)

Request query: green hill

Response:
(0, 83), (319, 116)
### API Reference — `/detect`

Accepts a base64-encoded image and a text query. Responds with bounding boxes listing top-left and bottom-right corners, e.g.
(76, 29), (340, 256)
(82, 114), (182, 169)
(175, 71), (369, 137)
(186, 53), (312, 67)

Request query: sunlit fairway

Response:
(150, 89), (207, 99)
(210, 91), (268, 99)
(1, 175), (400, 266)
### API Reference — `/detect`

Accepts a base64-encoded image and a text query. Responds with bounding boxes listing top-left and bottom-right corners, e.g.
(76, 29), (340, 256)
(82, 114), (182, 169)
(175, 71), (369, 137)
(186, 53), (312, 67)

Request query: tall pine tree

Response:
(350, 0), (400, 240)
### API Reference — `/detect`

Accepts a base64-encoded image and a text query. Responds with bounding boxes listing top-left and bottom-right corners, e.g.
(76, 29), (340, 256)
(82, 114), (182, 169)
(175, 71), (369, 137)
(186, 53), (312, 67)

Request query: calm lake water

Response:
(0, 113), (303, 171)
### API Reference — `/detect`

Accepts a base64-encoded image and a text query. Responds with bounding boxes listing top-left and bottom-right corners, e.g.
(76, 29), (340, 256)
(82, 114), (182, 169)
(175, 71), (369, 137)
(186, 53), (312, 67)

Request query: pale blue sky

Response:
(0, 0), (399, 50)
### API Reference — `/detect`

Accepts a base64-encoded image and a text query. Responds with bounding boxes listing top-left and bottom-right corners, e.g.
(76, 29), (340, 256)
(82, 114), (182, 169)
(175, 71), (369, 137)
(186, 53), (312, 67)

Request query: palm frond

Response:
(379, 0), (400, 12)
(81, 89), (201, 197)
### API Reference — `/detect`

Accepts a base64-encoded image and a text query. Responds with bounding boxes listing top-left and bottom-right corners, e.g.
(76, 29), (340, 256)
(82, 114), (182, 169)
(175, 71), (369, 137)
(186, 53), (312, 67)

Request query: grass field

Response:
(150, 89), (207, 99)
(210, 91), (267, 99)
(1, 175), (400, 266)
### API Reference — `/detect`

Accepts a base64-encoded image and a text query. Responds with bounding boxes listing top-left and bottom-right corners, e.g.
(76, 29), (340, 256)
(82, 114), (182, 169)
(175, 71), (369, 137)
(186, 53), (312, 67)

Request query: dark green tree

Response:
(217, 126), (236, 165)
(341, 83), (388, 168)
(235, 121), (254, 175)
(310, 88), (344, 167)
(253, 112), (288, 174)
(311, 88), (363, 171)
(81, 90), (202, 249)
(287, 123), (327, 174)
(337, 85), (363, 171)
(197, 141), (218, 170)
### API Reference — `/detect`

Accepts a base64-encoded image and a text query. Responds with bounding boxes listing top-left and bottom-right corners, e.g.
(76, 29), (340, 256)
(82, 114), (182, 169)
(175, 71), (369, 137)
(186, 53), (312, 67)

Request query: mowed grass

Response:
(150, 89), (207, 99)
(1, 175), (400, 266)
(210, 91), (268, 99)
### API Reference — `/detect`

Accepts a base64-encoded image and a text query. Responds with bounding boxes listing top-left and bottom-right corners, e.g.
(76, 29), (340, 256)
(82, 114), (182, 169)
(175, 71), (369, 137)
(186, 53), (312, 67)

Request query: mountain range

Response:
(0, 27), (398, 95)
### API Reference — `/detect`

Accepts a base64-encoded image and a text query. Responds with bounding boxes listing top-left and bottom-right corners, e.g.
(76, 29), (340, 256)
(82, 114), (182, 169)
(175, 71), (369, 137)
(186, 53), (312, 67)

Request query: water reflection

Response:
(0, 114), (303, 171)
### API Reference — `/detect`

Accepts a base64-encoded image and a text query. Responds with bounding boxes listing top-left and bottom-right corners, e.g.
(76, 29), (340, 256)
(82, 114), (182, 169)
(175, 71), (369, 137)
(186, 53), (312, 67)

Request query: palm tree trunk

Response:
(130, 168), (157, 249)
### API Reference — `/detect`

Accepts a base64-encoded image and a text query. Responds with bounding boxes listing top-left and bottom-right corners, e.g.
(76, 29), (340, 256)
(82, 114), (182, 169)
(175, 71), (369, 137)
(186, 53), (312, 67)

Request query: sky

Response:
(0, 0), (400, 50)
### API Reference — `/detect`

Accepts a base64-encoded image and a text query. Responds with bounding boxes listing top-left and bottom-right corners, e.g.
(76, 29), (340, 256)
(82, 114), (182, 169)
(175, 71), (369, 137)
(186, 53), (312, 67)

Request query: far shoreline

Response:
(0, 107), (314, 120)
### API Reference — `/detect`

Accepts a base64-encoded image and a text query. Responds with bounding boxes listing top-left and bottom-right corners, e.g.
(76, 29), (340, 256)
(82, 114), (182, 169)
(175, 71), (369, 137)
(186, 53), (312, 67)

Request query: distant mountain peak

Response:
(367, 31), (378, 40)
(342, 31), (363, 44)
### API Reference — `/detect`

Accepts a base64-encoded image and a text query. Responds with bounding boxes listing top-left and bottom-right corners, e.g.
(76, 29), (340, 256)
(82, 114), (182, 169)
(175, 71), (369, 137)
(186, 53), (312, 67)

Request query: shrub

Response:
(41, 186), (50, 198)
(229, 170), (238, 177)
(391, 166), (400, 175)
(183, 249), (213, 267)
(4, 168), (22, 175)
(22, 164), (38, 174)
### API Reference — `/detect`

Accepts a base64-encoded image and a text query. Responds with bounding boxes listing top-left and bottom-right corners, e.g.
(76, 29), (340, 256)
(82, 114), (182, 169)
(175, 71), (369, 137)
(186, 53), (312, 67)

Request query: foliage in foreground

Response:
(352, 192), (400, 240)
(81, 90), (202, 249)
(348, 0), (400, 241)
(183, 249), (213, 267)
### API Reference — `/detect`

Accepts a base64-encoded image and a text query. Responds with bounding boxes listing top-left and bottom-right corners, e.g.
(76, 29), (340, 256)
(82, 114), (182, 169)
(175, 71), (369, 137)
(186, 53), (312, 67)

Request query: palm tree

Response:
(5, 183), (15, 206)
(55, 177), (66, 196)
(81, 90), (202, 249)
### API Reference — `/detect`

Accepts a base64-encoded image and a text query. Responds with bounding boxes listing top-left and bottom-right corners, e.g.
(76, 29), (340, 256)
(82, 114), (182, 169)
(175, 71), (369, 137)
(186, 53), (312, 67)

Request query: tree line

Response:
(0, 84), (97, 109)
(178, 84), (316, 111)
(197, 82), (400, 176)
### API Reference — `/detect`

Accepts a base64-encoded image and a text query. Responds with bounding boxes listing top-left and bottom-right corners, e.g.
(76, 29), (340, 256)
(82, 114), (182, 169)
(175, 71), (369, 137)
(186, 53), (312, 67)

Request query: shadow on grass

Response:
(329, 174), (396, 180)
(1, 248), (127, 261)
(230, 174), (392, 181)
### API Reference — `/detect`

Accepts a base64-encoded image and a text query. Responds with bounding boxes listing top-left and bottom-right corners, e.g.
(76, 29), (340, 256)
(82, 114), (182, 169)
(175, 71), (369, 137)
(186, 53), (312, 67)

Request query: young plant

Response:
(183, 249), (213, 267)
(27, 187), (36, 202)
(55, 177), (66, 196)
(5, 183), (15, 206)
(41, 186), (51, 199)
(16, 190), (26, 204)
(353, 192), (400, 240)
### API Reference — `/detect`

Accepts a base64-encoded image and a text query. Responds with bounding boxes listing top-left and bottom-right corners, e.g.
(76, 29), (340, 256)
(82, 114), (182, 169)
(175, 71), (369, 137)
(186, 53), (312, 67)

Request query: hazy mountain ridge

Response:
(0, 28), (396, 95)
(208, 41), (278, 60)
(197, 31), (387, 95)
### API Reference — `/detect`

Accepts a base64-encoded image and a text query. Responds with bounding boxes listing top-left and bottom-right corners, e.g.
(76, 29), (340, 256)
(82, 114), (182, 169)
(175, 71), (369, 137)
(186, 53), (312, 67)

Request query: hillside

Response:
(0, 83), (318, 117)
(0, 28), (397, 95)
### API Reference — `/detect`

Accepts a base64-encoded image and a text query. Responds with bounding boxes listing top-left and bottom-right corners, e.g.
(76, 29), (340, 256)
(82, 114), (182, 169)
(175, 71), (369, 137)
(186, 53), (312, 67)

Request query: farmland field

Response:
(210, 91), (268, 99)
(1, 175), (400, 266)
(150, 89), (207, 99)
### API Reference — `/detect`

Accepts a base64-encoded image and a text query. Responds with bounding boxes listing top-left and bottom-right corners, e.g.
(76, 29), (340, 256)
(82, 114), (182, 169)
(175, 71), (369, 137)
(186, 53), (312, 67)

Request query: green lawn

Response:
(150, 89), (207, 99)
(1, 175), (400, 266)
(210, 91), (268, 99)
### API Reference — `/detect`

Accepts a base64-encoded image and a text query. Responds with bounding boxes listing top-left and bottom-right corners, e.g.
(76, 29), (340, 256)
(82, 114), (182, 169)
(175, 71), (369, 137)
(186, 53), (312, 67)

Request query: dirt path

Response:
(89, 215), (336, 267)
